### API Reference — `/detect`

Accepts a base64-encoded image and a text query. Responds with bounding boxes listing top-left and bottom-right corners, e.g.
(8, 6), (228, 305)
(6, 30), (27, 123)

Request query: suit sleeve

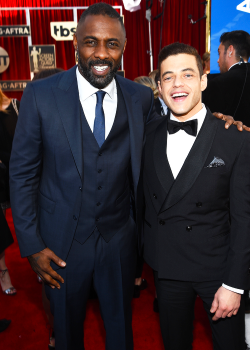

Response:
(9, 83), (46, 257)
(223, 133), (250, 289)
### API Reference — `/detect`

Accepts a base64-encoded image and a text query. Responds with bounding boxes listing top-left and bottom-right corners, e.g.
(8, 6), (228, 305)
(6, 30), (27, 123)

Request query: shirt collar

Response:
(228, 62), (242, 71)
(170, 103), (207, 134)
(76, 67), (116, 101)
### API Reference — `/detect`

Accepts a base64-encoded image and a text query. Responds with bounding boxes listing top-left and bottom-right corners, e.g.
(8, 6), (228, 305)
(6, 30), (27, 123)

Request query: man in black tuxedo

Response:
(203, 30), (250, 126)
(9, 3), (155, 350)
(143, 43), (250, 350)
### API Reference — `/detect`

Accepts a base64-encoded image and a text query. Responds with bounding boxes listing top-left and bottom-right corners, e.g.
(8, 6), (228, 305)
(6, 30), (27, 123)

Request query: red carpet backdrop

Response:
(0, 0), (206, 100)
(0, 210), (213, 349)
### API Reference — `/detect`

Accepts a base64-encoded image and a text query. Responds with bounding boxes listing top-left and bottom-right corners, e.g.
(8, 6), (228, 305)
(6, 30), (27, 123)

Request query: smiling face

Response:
(73, 14), (127, 89)
(158, 54), (207, 121)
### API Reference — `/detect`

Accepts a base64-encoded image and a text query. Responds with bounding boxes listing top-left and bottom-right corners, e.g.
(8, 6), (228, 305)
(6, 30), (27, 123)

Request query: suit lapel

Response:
(116, 75), (144, 199)
(52, 67), (83, 181)
(160, 110), (218, 215)
(153, 113), (174, 195)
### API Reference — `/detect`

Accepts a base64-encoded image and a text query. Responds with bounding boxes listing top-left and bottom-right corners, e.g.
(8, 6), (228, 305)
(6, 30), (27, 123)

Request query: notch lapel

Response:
(52, 67), (83, 181)
(153, 113), (174, 195)
(116, 76), (144, 199)
(159, 110), (218, 215)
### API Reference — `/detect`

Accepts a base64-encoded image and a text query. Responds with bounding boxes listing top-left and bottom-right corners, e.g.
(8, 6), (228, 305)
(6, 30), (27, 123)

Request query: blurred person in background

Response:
(202, 52), (210, 74)
(0, 88), (18, 295)
(154, 70), (168, 117)
(203, 30), (250, 126)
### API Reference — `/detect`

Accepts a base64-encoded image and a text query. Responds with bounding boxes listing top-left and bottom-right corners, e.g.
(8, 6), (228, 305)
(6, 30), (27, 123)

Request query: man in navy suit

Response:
(9, 4), (154, 350)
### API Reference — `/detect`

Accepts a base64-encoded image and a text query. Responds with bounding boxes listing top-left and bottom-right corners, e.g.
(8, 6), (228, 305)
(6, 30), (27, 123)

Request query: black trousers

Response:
(154, 271), (245, 350)
(45, 220), (136, 350)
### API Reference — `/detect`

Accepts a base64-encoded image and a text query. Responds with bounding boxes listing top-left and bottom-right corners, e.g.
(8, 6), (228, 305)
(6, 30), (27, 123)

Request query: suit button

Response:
(96, 202), (101, 206)
(73, 215), (77, 221)
(153, 193), (157, 199)
(98, 186), (102, 190)
(196, 202), (202, 208)
(79, 186), (82, 191)
(96, 217), (100, 222)
(98, 169), (102, 173)
(159, 220), (165, 225)
(186, 226), (192, 231)
(98, 152), (102, 156)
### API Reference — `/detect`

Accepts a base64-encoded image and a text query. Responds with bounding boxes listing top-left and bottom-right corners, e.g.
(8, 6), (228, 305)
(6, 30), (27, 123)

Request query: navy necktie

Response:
(94, 91), (106, 147)
(167, 119), (198, 137)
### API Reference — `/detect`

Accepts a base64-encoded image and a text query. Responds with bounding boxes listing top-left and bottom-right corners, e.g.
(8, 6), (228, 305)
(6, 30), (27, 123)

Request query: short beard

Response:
(77, 49), (121, 89)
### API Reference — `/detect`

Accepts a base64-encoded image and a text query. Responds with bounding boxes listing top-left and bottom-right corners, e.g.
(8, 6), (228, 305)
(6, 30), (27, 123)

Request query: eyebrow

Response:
(162, 68), (196, 78)
(83, 35), (120, 42)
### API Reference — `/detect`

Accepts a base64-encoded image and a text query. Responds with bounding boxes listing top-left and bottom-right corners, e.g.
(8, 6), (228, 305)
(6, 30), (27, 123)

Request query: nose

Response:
(173, 75), (184, 87)
(94, 42), (109, 60)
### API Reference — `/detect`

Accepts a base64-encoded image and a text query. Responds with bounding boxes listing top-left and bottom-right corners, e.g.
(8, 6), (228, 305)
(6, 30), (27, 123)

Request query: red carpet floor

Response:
(1, 209), (213, 350)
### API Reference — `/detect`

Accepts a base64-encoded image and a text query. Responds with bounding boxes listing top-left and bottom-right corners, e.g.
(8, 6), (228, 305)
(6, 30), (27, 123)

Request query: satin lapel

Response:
(153, 113), (174, 195)
(160, 111), (218, 215)
(116, 76), (144, 199)
(52, 67), (83, 181)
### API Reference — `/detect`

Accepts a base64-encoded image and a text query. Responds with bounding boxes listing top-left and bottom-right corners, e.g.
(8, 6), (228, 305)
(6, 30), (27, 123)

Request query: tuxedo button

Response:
(79, 186), (82, 191)
(98, 169), (102, 173)
(73, 215), (77, 221)
(96, 202), (101, 206)
(96, 217), (100, 222)
(186, 226), (192, 232)
(159, 220), (165, 225)
(153, 194), (157, 199)
(196, 202), (202, 208)
(98, 186), (102, 190)
(98, 152), (102, 156)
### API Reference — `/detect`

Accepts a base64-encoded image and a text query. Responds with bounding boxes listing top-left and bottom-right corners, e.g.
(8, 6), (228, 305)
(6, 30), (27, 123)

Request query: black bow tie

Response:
(167, 119), (198, 137)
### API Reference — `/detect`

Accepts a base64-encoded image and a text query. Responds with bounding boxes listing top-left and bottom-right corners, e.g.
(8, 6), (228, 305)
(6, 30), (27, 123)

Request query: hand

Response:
(27, 248), (66, 289)
(210, 286), (241, 321)
(212, 112), (250, 132)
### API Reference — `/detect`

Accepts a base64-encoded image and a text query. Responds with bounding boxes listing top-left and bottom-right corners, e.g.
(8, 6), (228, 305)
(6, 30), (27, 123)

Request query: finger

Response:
(212, 308), (224, 321)
(210, 297), (219, 313)
(49, 251), (66, 268)
(42, 272), (61, 289)
(233, 121), (243, 131)
(233, 308), (239, 316)
(225, 119), (234, 129)
(243, 125), (250, 132)
(46, 266), (65, 284)
(213, 112), (223, 119)
(227, 310), (234, 318)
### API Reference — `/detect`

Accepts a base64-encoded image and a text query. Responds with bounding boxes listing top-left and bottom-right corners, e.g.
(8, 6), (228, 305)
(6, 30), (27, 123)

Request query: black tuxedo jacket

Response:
(143, 109), (250, 290)
(203, 63), (250, 126)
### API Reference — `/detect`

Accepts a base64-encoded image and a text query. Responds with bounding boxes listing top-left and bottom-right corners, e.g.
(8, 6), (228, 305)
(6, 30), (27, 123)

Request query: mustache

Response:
(88, 59), (113, 68)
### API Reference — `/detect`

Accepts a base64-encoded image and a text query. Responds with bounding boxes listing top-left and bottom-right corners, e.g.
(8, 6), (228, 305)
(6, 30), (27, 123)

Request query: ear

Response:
(201, 73), (207, 92)
(158, 79), (162, 95)
(228, 45), (234, 57)
(123, 39), (127, 54)
(73, 34), (78, 51)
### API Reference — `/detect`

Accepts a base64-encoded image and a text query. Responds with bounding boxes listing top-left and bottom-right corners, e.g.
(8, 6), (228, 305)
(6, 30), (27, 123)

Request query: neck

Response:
(172, 101), (203, 122)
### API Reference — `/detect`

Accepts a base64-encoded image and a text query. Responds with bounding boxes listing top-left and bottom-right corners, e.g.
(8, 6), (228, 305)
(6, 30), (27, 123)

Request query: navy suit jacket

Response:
(9, 66), (154, 261)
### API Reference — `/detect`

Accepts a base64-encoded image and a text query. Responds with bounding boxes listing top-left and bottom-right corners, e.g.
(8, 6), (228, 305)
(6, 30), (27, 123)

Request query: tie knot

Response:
(96, 90), (106, 104)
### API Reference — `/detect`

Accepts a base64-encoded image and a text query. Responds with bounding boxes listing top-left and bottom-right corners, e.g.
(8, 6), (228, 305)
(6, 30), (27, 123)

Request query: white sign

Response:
(50, 21), (77, 41)
(0, 47), (10, 74)
(237, 0), (250, 13)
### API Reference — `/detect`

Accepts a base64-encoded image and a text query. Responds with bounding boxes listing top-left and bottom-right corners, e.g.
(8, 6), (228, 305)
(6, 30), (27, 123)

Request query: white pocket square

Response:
(205, 156), (225, 168)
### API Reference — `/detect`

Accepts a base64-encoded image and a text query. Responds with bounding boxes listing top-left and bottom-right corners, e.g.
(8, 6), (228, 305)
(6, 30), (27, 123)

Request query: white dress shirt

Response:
(167, 104), (243, 295)
(76, 67), (117, 139)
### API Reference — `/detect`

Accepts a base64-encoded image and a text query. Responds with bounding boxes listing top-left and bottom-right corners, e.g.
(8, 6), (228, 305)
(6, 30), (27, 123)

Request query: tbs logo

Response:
(50, 22), (77, 41)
